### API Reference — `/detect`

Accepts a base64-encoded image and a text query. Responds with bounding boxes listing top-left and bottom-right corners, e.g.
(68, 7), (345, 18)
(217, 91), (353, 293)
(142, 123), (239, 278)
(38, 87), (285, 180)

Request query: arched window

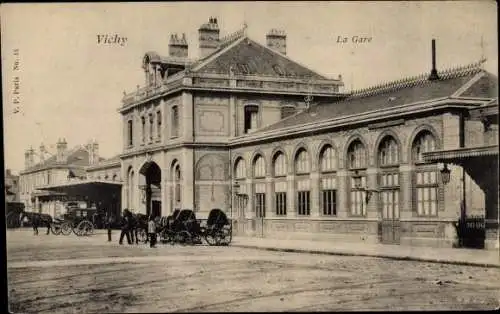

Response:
(378, 136), (400, 220)
(149, 113), (154, 142)
(319, 145), (337, 216)
(234, 158), (246, 179)
(128, 169), (135, 209)
(412, 130), (436, 163)
(253, 155), (266, 178)
(171, 106), (179, 137)
(347, 140), (366, 169)
(273, 152), (287, 177)
(412, 131), (439, 216)
(347, 139), (367, 216)
(295, 148), (310, 216)
(141, 116), (146, 143)
(156, 111), (162, 140)
(295, 149), (310, 174)
(174, 164), (181, 203)
(320, 145), (337, 172)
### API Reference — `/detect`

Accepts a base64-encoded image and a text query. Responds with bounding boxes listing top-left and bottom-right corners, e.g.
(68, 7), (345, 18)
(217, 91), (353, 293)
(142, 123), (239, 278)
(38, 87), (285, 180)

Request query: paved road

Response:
(6, 229), (500, 312)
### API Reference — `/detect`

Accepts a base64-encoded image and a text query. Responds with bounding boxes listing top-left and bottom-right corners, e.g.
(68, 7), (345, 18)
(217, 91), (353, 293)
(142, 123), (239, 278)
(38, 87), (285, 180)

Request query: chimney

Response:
(428, 39), (440, 81)
(25, 147), (35, 169)
(56, 138), (68, 162)
(39, 143), (45, 163)
(198, 17), (220, 58)
(90, 140), (99, 165)
(169, 33), (188, 58)
(266, 29), (287, 55)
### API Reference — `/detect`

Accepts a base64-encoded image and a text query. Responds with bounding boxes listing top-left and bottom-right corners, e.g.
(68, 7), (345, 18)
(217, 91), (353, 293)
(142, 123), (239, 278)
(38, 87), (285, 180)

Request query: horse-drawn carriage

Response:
(155, 208), (232, 246)
(51, 207), (98, 236)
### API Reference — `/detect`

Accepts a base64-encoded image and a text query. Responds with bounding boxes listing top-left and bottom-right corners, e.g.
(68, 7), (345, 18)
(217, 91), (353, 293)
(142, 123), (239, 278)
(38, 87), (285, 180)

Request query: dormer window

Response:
(244, 105), (259, 134)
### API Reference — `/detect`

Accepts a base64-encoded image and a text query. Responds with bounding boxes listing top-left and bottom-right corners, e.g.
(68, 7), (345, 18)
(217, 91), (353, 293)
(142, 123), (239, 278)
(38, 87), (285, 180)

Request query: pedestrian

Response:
(106, 213), (113, 242)
(148, 215), (157, 248)
(128, 211), (139, 244)
(119, 209), (132, 245)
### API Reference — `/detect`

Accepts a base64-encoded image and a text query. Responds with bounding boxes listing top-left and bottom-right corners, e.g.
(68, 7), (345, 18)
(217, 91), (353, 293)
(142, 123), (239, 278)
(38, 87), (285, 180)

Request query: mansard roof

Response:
(21, 145), (92, 174)
(191, 36), (330, 80)
(256, 60), (497, 133)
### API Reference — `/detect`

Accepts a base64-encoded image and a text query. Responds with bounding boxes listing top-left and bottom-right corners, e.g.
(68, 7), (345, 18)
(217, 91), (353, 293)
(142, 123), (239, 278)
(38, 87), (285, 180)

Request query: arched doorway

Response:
(139, 161), (162, 218)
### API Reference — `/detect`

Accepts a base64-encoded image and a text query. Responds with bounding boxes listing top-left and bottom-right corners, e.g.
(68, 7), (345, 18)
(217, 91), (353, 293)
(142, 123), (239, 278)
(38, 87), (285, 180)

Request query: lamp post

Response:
(440, 163), (451, 185)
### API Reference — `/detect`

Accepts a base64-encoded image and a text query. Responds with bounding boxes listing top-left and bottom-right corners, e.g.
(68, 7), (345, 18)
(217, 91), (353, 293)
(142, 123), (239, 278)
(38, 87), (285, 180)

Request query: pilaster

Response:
(310, 172), (320, 217)
(182, 91), (193, 142)
(286, 175), (296, 217)
(337, 170), (348, 218)
(181, 148), (195, 209)
(399, 164), (414, 219)
(366, 167), (380, 219)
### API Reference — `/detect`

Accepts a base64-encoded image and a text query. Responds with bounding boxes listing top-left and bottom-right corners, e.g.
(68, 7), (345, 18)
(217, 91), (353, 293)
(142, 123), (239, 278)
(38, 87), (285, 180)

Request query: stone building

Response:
(5, 169), (20, 203)
(117, 17), (497, 249)
(19, 139), (102, 217)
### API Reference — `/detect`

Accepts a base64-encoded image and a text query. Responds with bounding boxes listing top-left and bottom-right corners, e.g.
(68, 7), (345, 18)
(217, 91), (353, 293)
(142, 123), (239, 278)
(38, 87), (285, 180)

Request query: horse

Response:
(20, 212), (53, 235)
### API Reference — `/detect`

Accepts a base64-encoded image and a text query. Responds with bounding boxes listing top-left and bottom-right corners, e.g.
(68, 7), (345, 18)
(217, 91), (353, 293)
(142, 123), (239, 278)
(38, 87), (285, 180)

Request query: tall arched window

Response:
(141, 116), (146, 144)
(412, 131), (438, 216)
(378, 136), (400, 220)
(128, 169), (135, 209)
(347, 139), (367, 216)
(174, 164), (181, 203)
(319, 145), (337, 216)
(171, 106), (179, 137)
(295, 148), (310, 216)
(149, 113), (154, 143)
(253, 155), (266, 178)
(234, 158), (246, 180)
(253, 154), (266, 218)
(273, 152), (287, 216)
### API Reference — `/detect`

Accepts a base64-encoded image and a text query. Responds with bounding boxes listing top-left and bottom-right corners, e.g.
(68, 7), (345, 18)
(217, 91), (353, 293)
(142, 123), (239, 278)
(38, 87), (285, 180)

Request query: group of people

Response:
(117, 209), (157, 248)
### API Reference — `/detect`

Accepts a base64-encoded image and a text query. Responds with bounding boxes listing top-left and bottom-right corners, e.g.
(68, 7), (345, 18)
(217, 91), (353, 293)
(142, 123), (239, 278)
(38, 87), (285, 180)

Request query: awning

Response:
(37, 179), (122, 198)
(423, 145), (499, 163)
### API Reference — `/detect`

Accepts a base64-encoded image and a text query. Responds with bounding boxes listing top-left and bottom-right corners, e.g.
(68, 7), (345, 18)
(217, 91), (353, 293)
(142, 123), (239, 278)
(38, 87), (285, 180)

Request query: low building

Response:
(5, 169), (20, 203)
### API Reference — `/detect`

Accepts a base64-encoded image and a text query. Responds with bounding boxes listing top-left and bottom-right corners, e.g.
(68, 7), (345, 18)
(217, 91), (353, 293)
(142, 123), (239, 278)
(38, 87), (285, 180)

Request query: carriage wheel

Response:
(137, 229), (148, 243)
(221, 227), (232, 245)
(61, 222), (72, 236)
(76, 221), (93, 236)
(51, 224), (62, 235)
(175, 231), (190, 245)
(204, 230), (218, 246)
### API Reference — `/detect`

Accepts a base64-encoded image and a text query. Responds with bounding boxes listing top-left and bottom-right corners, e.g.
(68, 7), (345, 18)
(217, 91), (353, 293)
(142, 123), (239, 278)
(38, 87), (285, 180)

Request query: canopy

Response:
(422, 145), (498, 164)
(37, 179), (122, 202)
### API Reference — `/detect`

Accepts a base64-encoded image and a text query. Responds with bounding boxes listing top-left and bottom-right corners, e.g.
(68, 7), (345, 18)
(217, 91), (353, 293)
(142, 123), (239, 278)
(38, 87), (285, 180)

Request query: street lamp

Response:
(440, 163), (451, 185)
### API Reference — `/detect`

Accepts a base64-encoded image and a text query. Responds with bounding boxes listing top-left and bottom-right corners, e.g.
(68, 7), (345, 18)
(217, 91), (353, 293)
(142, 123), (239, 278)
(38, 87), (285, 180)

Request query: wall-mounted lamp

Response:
(440, 163), (451, 185)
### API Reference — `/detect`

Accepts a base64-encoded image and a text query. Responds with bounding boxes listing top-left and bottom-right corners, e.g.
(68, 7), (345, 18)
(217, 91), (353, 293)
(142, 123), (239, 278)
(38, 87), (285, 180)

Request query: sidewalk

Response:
(231, 236), (500, 268)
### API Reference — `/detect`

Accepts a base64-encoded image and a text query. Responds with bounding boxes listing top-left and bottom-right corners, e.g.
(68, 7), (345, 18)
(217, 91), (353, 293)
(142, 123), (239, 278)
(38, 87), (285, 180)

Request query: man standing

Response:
(119, 209), (132, 245)
(148, 215), (157, 248)
(106, 212), (114, 242)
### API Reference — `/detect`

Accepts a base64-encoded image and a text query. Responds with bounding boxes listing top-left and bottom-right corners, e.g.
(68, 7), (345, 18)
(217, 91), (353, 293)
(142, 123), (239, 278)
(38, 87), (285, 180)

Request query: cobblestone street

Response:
(6, 230), (500, 312)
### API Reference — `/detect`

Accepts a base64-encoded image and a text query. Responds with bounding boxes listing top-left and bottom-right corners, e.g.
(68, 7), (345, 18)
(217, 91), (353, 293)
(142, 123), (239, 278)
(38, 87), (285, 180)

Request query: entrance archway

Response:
(139, 161), (162, 218)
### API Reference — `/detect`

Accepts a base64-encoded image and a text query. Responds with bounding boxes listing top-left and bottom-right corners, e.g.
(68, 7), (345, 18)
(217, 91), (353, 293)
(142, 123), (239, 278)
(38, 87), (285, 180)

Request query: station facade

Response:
(67, 17), (498, 249)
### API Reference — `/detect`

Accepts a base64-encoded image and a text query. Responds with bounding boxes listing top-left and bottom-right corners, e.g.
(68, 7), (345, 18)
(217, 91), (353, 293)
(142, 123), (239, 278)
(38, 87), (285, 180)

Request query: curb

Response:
(232, 244), (500, 269)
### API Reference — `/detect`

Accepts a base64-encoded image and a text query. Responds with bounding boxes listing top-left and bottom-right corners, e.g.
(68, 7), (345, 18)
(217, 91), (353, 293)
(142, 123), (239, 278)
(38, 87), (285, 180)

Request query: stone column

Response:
(399, 164), (414, 220)
(336, 170), (348, 218)
(286, 175), (295, 217)
(310, 172), (320, 217)
(366, 167), (380, 219)
(181, 148), (195, 209)
(182, 91), (194, 142)
(245, 179), (254, 219)
(266, 177), (274, 218)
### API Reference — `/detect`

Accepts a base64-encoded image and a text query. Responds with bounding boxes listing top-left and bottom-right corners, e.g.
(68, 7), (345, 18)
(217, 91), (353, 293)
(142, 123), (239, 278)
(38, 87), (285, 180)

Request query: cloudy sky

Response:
(2, 1), (497, 173)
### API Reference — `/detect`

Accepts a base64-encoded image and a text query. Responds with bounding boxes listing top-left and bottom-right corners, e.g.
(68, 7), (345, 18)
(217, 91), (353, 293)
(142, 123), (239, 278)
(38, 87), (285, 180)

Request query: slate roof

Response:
(193, 37), (328, 79)
(22, 146), (91, 173)
(257, 62), (497, 133)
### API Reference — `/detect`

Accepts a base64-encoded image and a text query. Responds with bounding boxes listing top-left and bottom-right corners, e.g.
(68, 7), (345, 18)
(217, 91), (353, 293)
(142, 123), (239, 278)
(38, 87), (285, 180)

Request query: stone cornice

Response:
(119, 141), (229, 159)
(229, 97), (488, 147)
(422, 145), (499, 162)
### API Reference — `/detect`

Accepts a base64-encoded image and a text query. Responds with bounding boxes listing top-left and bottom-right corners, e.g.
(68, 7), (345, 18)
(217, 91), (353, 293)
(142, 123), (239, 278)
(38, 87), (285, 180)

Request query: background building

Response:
(5, 169), (20, 203)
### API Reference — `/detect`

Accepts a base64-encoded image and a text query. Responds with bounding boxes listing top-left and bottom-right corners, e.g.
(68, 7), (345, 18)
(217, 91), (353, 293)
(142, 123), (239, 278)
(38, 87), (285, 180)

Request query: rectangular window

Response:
(149, 114), (154, 142)
(322, 190), (337, 216)
(157, 111), (162, 140)
(255, 193), (266, 218)
(141, 116), (146, 143)
(127, 120), (133, 146)
(381, 190), (399, 219)
(244, 106), (259, 133)
(350, 176), (366, 216)
(171, 106), (179, 137)
(416, 171), (438, 216)
(275, 192), (287, 216)
(297, 191), (310, 216)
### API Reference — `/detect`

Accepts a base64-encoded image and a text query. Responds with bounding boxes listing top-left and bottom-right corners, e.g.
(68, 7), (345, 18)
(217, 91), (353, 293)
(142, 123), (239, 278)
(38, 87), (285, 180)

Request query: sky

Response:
(2, 1), (497, 174)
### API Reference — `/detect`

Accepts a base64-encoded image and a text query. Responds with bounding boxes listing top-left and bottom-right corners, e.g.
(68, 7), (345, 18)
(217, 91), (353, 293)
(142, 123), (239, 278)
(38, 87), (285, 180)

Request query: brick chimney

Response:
(198, 17), (220, 58)
(88, 139), (99, 165)
(56, 138), (68, 163)
(39, 143), (45, 163)
(266, 29), (287, 55)
(169, 33), (188, 58)
(24, 147), (35, 169)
